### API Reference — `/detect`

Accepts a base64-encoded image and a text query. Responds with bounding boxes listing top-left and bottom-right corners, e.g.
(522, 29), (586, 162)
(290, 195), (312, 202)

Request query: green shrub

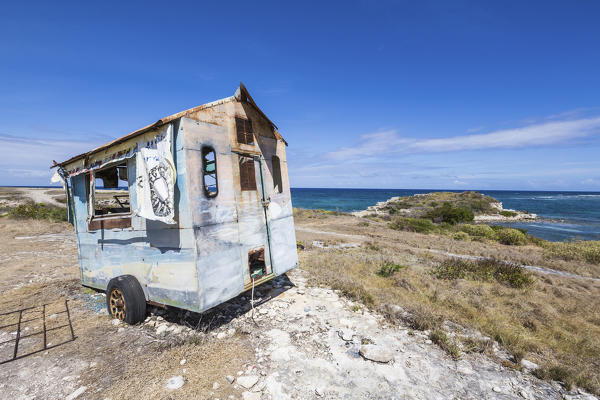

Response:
(543, 240), (600, 265)
(424, 203), (474, 224)
(7, 202), (68, 222)
(467, 199), (493, 213)
(452, 231), (470, 241)
(431, 258), (534, 289)
(377, 262), (407, 277)
(497, 228), (527, 245)
(429, 329), (461, 360)
(499, 210), (518, 217)
(459, 224), (497, 240)
(389, 217), (438, 234)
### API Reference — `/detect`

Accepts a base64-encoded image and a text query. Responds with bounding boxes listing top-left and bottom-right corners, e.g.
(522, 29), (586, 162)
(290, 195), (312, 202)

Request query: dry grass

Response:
(297, 221), (600, 394)
(103, 335), (253, 399)
(295, 210), (600, 278)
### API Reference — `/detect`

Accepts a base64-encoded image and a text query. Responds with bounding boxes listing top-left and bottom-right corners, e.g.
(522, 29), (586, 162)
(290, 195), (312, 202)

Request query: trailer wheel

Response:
(106, 275), (147, 324)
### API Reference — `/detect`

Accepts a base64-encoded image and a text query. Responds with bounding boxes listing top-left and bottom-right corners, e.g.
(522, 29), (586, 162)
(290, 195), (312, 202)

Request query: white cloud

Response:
(328, 116), (600, 160)
(0, 134), (103, 184)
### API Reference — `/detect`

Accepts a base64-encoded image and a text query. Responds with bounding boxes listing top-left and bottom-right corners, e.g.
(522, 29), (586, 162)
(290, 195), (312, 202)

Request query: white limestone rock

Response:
(359, 345), (394, 363)
(166, 376), (185, 390)
(237, 375), (260, 389)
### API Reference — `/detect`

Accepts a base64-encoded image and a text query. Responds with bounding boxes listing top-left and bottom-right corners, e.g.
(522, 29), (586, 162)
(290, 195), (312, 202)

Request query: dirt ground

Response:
(0, 217), (258, 400)
(0, 189), (598, 399)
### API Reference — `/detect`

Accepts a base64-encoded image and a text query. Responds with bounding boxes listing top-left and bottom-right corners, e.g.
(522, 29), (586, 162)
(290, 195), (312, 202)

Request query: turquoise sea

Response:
(290, 188), (600, 242)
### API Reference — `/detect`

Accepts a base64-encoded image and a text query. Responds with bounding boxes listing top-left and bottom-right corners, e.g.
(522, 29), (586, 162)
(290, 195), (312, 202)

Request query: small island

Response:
(353, 191), (537, 222)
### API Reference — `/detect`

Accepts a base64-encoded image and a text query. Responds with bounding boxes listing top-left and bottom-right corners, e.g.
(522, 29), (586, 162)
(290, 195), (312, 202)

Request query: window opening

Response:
(239, 156), (257, 191)
(91, 161), (131, 216)
(235, 117), (254, 145)
(272, 155), (282, 194)
(202, 147), (218, 197)
(248, 248), (266, 279)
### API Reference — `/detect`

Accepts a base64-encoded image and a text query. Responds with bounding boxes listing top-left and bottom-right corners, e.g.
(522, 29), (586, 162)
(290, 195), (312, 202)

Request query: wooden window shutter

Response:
(239, 156), (257, 191)
(235, 117), (254, 145)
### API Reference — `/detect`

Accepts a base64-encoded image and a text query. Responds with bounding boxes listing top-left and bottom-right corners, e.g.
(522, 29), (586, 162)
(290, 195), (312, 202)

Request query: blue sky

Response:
(1, 0), (600, 190)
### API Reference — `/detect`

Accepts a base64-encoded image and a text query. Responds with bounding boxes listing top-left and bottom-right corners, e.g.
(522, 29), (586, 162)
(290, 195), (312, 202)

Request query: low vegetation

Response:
(300, 239), (600, 394)
(7, 202), (68, 222)
(377, 262), (407, 277)
(542, 240), (600, 265)
(389, 217), (438, 234)
(388, 218), (538, 247)
(293, 208), (348, 218)
(495, 228), (528, 245)
(431, 258), (534, 289)
(429, 329), (461, 360)
(423, 203), (474, 224)
(382, 191), (498, 217)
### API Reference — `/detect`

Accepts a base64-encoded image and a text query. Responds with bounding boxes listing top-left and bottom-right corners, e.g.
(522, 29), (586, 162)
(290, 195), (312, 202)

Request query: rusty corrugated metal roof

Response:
(52, 83), (286, 168)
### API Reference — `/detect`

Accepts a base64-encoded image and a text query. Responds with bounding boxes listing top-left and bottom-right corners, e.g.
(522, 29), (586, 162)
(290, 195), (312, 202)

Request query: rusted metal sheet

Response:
(88, 216), (131, 231)
(52, 83), (286, 170)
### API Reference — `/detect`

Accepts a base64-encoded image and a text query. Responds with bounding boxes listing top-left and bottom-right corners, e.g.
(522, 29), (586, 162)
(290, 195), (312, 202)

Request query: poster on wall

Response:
(135, 124), (177, 224)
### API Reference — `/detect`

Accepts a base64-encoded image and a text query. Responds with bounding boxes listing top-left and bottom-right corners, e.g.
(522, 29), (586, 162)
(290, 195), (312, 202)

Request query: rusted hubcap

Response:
(109, 288), (126, 320)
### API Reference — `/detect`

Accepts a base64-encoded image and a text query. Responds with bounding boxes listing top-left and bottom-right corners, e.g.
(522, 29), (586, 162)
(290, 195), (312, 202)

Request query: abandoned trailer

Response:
(51, 84), (298, 324)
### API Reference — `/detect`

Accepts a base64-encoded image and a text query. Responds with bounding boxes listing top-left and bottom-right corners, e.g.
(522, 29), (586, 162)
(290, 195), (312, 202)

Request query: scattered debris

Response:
(65, 386), (87, 400)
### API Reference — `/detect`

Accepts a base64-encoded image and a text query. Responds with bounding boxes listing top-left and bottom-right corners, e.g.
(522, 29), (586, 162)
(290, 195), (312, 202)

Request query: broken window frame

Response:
(271, 155), (283, 194)
(235, 117), (254, 145)
(86, 160), (133, 221)
(201, 146), (218, 198)
(239, 155), (257, 191)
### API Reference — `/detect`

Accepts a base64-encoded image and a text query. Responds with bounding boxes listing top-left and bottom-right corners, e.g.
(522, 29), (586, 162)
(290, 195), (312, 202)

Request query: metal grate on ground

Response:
(0, 300), (76, 365)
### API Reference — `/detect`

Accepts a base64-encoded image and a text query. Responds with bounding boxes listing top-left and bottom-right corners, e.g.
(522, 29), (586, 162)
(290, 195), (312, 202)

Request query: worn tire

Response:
(106, 275), (147, 325)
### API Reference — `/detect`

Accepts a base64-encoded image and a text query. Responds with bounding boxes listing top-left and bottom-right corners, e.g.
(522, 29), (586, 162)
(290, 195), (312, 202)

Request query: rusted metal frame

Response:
(52, 96), (235, 169)
(0, 301), (76, 365)
(147, 300), (167, 309)
(0, 315), (43, 330)
(0, 336), (76, 366)
(236, 82), (279, 130)
(0, 305), (36, 317)
(53, 83), (287, 169)
(13, 309), (23, 360)
(65, 300), (75, 341)
(0, 323), (71, 344)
